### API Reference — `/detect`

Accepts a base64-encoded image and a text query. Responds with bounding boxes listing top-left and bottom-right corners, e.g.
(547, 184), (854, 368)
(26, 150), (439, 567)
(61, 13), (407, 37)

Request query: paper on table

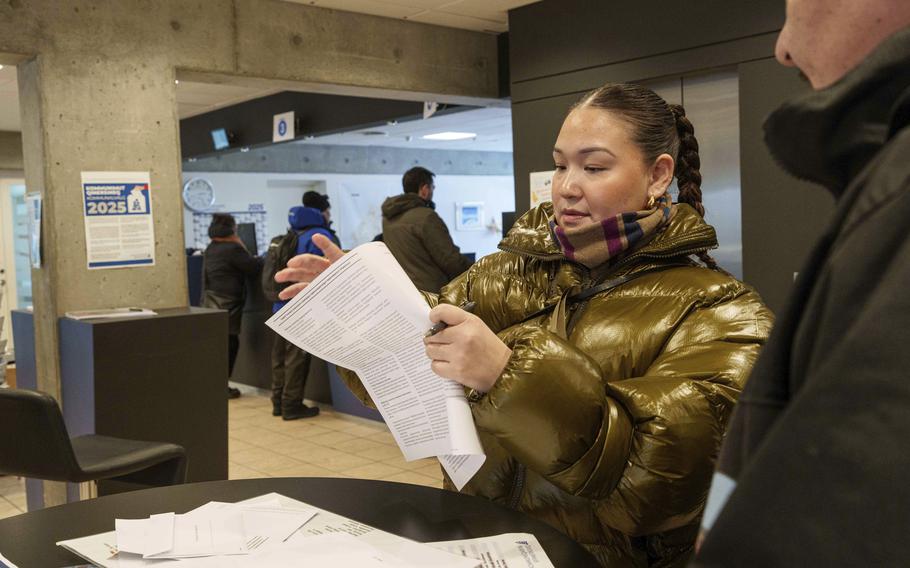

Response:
(115, 512), (174, 557)
(266, 242), (485, 490)
(429, 533), (556, 568)
(58, 531), (171, 567)
(241, 493), (480, 568)
(144, 502), (317, 559)
(58, 493), (479, 568)
(0, 552), (20, 568)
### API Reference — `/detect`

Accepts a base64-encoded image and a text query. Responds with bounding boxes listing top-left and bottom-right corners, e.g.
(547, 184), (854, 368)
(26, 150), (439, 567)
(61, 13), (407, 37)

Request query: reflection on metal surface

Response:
(645, 71), (743, 278)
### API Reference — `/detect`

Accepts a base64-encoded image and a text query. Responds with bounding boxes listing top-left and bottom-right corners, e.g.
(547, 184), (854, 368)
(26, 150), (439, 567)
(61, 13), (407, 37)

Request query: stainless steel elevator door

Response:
(644, 71), (743, 278)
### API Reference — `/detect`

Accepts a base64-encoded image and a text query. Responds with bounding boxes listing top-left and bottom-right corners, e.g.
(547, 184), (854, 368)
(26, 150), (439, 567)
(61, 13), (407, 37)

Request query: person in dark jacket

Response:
(381, 167), (472, 293)
(273, 84), (773, 566)
(695, 4), (910, 566)
(202, 213), (262, 399)
(270, 205), (336, 420)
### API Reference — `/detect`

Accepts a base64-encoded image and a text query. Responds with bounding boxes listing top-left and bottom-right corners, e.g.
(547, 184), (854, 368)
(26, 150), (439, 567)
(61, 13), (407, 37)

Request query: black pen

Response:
(425, 301), (476, 337)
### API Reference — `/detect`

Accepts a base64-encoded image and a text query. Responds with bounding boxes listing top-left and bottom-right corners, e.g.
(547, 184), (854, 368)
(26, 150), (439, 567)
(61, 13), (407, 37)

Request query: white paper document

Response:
(58, 493), (482, 568)
(114, 501), (316, 559)
(266, 242), (485, 489)
(430, 533), (556, 568)
(65, 307), (157, 320)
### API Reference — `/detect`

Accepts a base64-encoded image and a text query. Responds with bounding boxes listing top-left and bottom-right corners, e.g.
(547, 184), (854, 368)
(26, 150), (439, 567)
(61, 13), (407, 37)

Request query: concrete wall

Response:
(183, 143), (513, 176)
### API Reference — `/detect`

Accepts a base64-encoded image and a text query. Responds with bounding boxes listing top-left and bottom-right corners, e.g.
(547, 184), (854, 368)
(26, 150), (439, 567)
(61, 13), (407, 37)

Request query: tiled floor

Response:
(0, 391), (442, 520)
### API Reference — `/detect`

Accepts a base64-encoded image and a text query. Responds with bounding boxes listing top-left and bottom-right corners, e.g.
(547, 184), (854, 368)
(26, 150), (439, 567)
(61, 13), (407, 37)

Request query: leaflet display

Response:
(81, 171), (155, 270)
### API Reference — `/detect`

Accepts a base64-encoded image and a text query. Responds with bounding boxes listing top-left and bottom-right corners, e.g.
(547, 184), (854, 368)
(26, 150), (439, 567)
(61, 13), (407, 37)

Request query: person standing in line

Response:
(201, 213), (262, 399)
(381, 167), (472, 294)
(695, 2), (910, 565)
(269, 205), (336, 420)
(302, 190), (341, 246)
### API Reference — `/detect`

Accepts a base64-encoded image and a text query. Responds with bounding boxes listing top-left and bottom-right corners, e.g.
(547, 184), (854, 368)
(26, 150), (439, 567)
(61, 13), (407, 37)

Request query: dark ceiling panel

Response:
(509, 0), (784, 84)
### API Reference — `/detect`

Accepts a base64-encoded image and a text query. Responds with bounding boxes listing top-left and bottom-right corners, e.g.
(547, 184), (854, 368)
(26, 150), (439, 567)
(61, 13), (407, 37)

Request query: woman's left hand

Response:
(424, 304), (512, 393)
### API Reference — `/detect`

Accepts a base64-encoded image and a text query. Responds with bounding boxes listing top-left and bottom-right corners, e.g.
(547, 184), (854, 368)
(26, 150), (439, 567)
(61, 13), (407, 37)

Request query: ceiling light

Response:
(174, 79), (179, 84)
(0, 65), (4, 71)
(422, 132), (477, 141)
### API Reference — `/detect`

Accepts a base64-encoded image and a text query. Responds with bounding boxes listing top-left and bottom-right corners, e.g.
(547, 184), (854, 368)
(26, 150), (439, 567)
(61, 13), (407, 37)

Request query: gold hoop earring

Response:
(647, 195), (656, 209)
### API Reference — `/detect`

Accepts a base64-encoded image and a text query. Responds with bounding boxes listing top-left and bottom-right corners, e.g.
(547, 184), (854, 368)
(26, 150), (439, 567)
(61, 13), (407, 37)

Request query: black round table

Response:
(0, 477), (599, 567)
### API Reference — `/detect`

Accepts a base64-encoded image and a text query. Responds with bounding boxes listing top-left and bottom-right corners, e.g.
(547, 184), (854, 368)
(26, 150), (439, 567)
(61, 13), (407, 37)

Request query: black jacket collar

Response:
(764, 26), (910, 195)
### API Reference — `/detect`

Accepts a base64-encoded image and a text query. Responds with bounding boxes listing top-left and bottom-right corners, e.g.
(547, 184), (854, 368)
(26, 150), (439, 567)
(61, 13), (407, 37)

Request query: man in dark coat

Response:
(381, 167), (472, 293)
(695, 2), (910, 565)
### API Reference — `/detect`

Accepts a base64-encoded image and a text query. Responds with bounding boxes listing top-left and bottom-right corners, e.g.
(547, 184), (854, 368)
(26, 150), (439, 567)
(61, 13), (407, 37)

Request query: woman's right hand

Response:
(274, 233), (345, 300)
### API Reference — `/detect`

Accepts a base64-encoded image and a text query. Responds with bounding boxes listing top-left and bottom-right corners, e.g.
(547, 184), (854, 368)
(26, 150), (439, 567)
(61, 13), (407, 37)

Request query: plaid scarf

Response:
(550, 193), (676, 269)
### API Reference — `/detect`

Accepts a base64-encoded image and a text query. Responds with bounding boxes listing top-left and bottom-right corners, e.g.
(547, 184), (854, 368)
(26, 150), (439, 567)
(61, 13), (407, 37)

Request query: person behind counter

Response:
(273, 83), (773, 566)
(202, 213), (262, 399)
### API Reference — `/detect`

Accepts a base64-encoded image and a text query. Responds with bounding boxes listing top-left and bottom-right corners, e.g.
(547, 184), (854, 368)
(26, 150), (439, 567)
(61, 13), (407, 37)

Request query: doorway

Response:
(0, 178), (29, 358)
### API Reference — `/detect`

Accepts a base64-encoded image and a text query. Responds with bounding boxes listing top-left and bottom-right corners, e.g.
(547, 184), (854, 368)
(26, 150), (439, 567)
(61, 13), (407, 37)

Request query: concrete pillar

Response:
(18, 54), (188, 505)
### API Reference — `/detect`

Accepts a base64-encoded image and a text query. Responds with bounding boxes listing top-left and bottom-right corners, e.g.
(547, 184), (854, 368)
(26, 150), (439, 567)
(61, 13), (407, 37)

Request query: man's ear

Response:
(648, 154), (675, 198)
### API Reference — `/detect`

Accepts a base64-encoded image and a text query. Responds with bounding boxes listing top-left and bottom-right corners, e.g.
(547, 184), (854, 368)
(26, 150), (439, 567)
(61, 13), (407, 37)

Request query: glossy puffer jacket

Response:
(340, 203), (772, 567)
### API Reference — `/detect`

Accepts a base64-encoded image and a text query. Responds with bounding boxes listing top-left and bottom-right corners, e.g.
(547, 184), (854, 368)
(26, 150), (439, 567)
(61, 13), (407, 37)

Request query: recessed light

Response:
(422, 132), (477, 141)
(0, 65), (4, 71)
(175, 79), (179, 84)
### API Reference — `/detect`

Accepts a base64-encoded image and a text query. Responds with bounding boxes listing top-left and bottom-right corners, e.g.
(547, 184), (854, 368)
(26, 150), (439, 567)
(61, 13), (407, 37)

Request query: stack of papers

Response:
(113, 499), (316, 559)
(57, 493), (556, 567)
(266, 243), (486, 489)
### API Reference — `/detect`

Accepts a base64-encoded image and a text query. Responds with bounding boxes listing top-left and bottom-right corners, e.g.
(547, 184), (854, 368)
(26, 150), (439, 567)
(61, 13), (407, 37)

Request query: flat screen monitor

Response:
(502, 211), (516, 237)
(211, 128), (230, 151)
(236, 222), (257, 256)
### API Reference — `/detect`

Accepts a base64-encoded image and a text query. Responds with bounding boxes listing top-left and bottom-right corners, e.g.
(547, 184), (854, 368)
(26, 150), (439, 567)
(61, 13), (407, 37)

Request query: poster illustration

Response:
(81, 171), (155, 270)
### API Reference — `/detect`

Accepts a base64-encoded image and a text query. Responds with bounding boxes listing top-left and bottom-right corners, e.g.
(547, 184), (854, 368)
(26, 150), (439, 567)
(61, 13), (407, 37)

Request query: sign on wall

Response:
(273, 111), (295, 143)
(81, 171), (155, 270)
(529, 170), (554, 208)
(25, 193), (42, 269)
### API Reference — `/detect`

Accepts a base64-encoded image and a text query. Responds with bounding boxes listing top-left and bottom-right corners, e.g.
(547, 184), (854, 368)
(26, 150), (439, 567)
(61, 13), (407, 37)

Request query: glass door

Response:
(0, 178), (29, 358)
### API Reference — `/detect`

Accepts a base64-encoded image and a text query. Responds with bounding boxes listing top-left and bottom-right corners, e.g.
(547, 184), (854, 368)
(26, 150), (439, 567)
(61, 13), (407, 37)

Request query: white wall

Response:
(181, 172), (516, 259)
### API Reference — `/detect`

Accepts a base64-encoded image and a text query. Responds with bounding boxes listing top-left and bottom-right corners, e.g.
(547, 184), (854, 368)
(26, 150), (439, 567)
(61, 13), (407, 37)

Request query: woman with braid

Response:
(276, 83), (772, 566)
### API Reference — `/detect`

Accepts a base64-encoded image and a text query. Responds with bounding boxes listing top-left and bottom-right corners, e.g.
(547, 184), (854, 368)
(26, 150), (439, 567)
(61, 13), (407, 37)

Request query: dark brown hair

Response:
(402, 166), (435, 194)
(208, 213), (236, 239)
(574, 83), (719, 270)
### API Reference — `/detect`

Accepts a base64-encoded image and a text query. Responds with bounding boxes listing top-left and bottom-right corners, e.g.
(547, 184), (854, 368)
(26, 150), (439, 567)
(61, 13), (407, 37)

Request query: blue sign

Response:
(83, 183), (150, 216)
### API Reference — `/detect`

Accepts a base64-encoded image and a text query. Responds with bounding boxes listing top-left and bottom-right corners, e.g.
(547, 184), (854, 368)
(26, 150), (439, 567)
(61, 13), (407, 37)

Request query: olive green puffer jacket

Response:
(341, 203), (772, 567)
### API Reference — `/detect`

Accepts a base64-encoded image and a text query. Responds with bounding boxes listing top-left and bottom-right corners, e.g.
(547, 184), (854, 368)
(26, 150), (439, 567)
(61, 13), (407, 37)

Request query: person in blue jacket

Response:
(270, 205), (336, 420)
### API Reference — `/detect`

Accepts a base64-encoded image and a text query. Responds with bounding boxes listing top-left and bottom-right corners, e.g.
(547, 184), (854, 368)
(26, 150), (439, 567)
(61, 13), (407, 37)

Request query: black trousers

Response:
(228, 334), (240, 378)
(270, 332), (311, 409)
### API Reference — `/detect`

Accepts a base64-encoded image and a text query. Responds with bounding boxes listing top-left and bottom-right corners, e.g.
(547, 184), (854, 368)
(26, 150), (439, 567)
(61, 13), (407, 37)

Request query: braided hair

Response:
(575, 83), (721, 271)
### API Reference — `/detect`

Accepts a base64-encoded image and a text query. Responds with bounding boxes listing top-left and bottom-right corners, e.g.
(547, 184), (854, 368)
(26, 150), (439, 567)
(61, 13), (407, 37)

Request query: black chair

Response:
(0, 388), (187, 491)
